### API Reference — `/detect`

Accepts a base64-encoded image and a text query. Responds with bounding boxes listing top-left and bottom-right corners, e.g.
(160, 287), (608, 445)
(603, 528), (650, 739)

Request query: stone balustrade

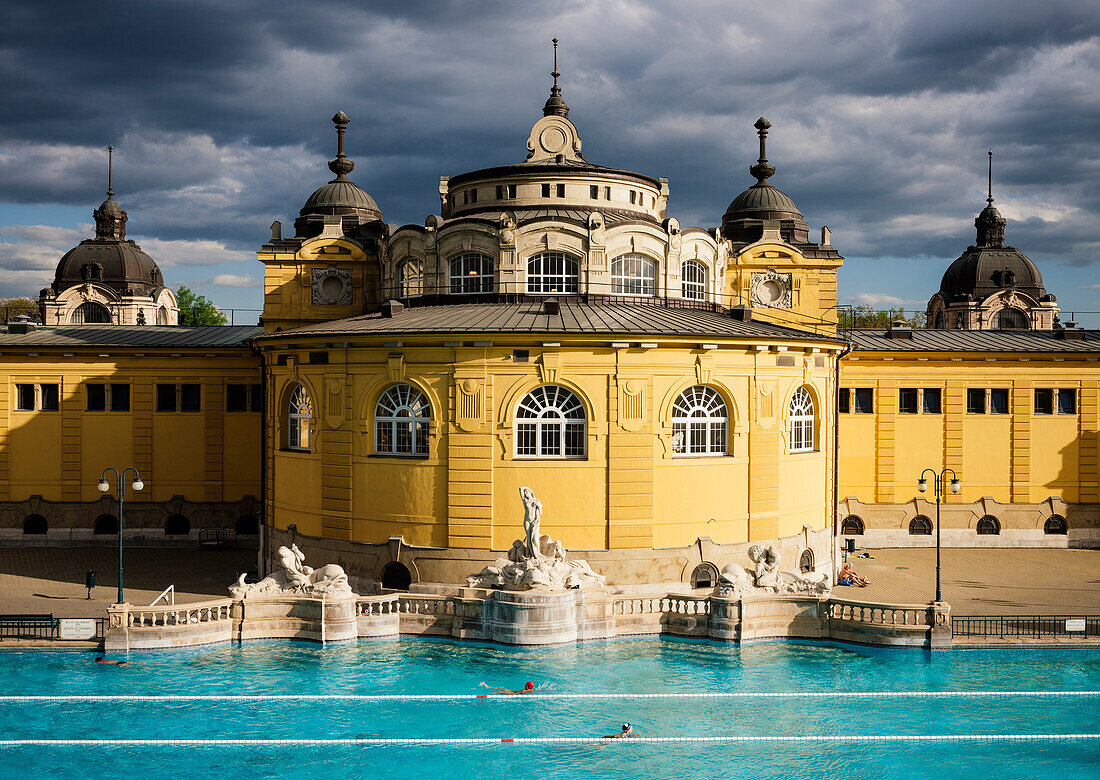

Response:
(356, 594), (400, 639)
(106, 599), (235, 651)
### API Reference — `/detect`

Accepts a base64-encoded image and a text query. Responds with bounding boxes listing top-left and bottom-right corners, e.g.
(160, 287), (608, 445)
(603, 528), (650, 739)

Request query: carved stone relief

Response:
(751, 269), (792, 308)
(311, 265), (353, 305)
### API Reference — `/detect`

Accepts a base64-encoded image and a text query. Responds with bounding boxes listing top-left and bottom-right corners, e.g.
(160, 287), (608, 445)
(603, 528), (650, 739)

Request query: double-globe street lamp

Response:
(918, 468), (960, 603)
(97, 467), (144, 605)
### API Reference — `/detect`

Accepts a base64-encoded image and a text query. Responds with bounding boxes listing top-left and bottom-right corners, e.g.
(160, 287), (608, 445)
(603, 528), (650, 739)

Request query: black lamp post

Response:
(97, 467), (144, 604)
(918, 468), (960, 603)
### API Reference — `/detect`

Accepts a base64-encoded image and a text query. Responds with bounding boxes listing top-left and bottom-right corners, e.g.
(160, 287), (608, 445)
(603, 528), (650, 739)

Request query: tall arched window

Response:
(789, 386), (815, 453)
(287, 384), (313, 451)
(449, 253), (494, 294)
(932, 310), (946, 329)
(526, 252), (579, 294)
(681, 260), (706, 301)
(375, 384), (431, 457)
(71, 301), (111, 324)
(156, 306), (169, 325)
(672, 385), (728, 456)
(515, 385), (586, 458)
(993, 307), (1029, 330)
(397, 259), (424, 297)
(610, 254), (657, 296)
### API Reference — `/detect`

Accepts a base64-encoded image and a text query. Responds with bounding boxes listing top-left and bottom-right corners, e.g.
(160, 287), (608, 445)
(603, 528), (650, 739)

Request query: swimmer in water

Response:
(602, 723), (634, 739)
(478, 681), (536, 695)
(88, 656), (127, 666)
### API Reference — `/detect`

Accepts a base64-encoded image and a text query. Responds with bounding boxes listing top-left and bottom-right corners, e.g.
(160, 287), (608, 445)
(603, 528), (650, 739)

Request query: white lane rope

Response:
(0, 691), (1097, 703)
(0, 734), (1097, 747)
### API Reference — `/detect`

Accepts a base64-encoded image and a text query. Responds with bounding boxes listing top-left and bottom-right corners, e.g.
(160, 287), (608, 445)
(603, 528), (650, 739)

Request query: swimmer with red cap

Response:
(479, 681), (536, 695)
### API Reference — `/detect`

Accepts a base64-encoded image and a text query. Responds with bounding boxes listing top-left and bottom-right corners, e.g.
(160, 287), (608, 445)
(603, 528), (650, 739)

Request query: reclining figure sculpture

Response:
(718, 544), (830, 596)
(467, 487), (606, 591)
(230, 543), (353, 598)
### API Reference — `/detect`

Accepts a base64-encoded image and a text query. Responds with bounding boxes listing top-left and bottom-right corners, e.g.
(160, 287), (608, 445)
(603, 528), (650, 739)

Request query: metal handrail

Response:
(149, 585), (175, 607)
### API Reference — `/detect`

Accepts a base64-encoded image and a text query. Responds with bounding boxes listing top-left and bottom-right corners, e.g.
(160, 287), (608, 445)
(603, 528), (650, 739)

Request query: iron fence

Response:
(952, 615), (1099, 639)
(0, 614), (109, 640)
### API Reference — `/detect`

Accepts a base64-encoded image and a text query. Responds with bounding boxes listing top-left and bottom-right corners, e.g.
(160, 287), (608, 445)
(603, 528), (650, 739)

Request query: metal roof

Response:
(258, 300), (841, 343)
(0, 325), (262, 349)
(845, 328), (1100, 353)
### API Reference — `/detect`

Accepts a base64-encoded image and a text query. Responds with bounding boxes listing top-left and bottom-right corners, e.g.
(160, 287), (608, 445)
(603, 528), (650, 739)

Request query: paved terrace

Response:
(0, 547), (1095, 620)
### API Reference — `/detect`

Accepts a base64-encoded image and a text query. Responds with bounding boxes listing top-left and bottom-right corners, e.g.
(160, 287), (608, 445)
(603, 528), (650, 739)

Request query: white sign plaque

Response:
(58, 618), (97, 640)
(1065, 619), (1086, 633)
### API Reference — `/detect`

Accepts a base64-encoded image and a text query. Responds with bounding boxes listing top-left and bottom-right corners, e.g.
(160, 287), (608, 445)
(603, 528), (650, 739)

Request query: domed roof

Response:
(296, 112), (383, 234)
(720, 117), (810, 244)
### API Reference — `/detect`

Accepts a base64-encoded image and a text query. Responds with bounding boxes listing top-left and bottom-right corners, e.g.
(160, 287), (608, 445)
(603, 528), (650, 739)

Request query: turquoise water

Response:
(1, 639), (1098, 779)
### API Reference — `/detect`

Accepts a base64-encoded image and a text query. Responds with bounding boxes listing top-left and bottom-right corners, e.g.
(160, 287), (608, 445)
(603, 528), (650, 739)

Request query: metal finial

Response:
(542, 38), (569, 118)
(552, 38), (559, 86)
(107, 145), (114, 198)
(987, 149), (994, 205)
(328, 111), (354, 181)
(749, 117), (775, 183)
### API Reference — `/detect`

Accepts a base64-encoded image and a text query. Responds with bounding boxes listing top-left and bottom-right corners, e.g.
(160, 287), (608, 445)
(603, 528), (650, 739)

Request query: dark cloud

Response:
(0, 0), (1097, 314)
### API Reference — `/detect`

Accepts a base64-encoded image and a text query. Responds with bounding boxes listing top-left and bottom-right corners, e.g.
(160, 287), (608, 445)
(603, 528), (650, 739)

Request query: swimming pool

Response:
(1, 640), (1097, 779)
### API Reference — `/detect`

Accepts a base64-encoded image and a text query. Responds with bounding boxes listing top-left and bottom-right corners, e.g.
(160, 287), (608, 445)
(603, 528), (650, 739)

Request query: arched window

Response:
(164, 514), (191, 536)
(382, 561), (412, 590)
(690, 563), (719, 589)
(156, 306), (169, 325)
(71, 301), (111, 324)
(993, 308), (1029, 330)
(1044, 515), (1067, 535)
(93, 514), (118, 535)
(449, 253), (494, 294)
(287, 384), (313, 451)
(933, 310), (946, 329)
(374, 384), (431, 457)
(672, 386), (728, 456)
(976, 515), (1000, 535)
(909, 516), (932, 535)
(681, 260), (706, 301)
(841, 516), (864, 535)
(799, 549), (815, 573)
(23, 514), (47, 535)
(610, 253), (657, 296)
(515, 385), (586, 459)
(236, 514), (260, 535)
(526, 252), (579, 294)
(789, 387), (815, 453)
(397, 259), (424, 297)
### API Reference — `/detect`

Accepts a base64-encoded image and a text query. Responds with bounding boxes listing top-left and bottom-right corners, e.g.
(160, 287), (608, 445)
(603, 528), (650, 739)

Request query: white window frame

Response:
(610, 253), (657, 296)
(374, 384), (431, 457)
(449, 253), (494, 294)
(526, 252), (579, 294)
(789, 386), (815, 453)
(397, 259), (424, 297)
(671, 385), (728, 456)
(681, 260), (706, 301)
(514, 385), (587, 459)
(287, 384), (313, 452)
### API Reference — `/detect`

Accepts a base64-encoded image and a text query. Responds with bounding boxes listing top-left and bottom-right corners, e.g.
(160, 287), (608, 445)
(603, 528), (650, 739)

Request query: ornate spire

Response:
(93, 144), (127, 240)
(749, 116), (775, 184)
(327, 111), (355, 181)
(542, 38), (570, 118)
(975, 148), (1006, 248)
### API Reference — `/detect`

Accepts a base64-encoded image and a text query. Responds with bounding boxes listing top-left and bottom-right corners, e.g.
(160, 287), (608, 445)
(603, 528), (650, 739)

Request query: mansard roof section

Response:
(845, 327), (1100, 353)
(0, 325), (262, 349)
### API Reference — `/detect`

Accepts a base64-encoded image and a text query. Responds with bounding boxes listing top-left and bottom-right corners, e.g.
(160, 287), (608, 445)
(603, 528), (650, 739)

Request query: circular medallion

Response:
(461, 379), (478, 394)
(759, 279), (784, 304)
(539, 126), (567, 154)
(320, 274), (347, 302)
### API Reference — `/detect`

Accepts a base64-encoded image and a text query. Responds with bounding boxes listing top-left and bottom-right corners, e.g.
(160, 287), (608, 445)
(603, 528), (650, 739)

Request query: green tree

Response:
(1, 297), (41, 323)
(839, 305), (926, 330)
(176, 285), (228, 326)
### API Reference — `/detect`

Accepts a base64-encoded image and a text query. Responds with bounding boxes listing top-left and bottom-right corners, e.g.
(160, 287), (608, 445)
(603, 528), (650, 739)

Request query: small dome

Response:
(301, 179), (381, 217)
(723, 182), (803, 222)
(295, 111), (383, 236)
(53, 239), (164, 295)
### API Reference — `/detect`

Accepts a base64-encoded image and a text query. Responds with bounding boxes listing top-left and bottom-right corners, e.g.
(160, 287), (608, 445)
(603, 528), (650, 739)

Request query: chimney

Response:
(380, 299), (405, 318)
(542, 297), (560, 316)
(7, 314), (36, 334)
(885, 319), (912, 339)
(729, 305), (752, 322)
(1056, 322), (1083, 340)
(821, 226), (831, 246)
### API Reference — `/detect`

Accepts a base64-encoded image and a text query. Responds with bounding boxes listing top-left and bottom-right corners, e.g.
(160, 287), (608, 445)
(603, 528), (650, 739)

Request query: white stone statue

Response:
(230, 544), (353, 598)
(718, 545), (830, 597)
(467, 487), (606, 591)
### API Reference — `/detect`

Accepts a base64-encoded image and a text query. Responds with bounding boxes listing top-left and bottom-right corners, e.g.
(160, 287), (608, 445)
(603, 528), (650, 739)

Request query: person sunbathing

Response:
(837, 563), (869, 587)
(479, 681), (536, 695)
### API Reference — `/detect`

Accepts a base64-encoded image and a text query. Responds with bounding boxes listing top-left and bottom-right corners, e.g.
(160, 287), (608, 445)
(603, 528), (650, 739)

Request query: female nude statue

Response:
(520, 486), (543, 560)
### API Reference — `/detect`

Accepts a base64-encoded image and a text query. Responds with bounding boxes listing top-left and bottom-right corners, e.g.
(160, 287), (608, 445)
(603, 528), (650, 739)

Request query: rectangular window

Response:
(462, 191), (469, 205)
(923, 388), (942, 414)
(1034, 388), (1053, 415)
(496, 185), (504, 199)
(1058, 389), (1076, 415)
(541, 183), (551, 197)
(512, 350), (529, 363)
(110, 384), (130, 412)
(630, 190), (637, 205)
(590, 185), (599, 199)
(40, 383), (59, 411)
(87, 383), (107, 411)
(853, 388), (874, 414)
(516, 423), (537, 456)
(838, 388), (850, 414)
(469, 188), (477, 203)
(967, 388), (985, 414)
(16, 384), (35, 411)
(227, 384), (248, 412)
(181, 384), (201, 412)
(604, 186), (611, 200)
(507, 184), (515, 198)
(156, 384), (176, 412)
(899, 388), (919, 414)
(990, 388), (1009, 414)
(555, 183), (565, 197)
